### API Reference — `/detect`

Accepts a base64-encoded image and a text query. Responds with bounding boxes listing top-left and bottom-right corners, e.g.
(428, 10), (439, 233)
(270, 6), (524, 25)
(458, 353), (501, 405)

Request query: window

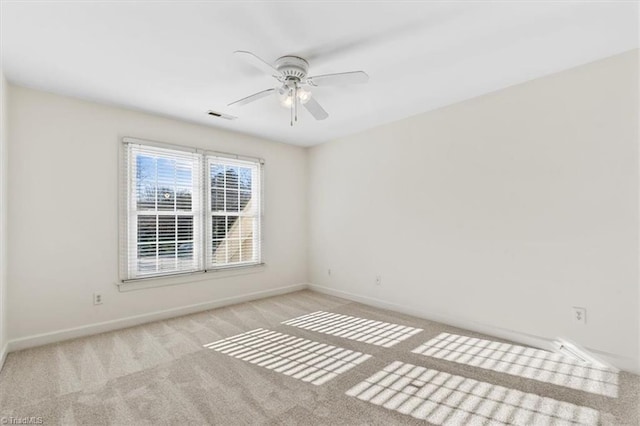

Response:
(122, 139), (262, 281)
(207, 156), (261, 268)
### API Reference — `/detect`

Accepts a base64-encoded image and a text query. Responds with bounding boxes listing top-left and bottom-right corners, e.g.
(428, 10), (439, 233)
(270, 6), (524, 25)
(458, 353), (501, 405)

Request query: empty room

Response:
(0, 1), (639, 425)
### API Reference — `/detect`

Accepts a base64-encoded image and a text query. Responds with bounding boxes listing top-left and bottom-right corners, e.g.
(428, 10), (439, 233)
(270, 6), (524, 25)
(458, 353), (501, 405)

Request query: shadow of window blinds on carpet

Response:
(412, 333), (618, 397)
(346, 361), (599, 425)
(282, 311), (422, 347)
(204, 328), (371, 385)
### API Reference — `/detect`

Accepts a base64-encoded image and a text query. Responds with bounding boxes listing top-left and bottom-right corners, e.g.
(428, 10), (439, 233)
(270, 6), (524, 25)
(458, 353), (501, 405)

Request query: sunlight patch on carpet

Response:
(346, 361), (599, 425)
(204, 328), (371, 385)
(282, 311), (422, 347)
(412, 333), (618, 397)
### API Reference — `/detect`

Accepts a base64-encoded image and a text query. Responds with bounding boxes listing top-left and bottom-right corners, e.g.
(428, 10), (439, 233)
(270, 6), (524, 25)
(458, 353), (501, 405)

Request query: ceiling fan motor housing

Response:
(275, 56), (309, 81)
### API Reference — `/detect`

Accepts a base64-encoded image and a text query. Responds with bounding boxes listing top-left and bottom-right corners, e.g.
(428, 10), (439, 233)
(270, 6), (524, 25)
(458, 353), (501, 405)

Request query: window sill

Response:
(117, 263), (266, 292)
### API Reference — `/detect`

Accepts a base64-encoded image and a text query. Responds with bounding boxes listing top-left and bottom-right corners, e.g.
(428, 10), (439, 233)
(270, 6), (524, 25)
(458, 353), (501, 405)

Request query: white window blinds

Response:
(207, 156), (261, 269)
(122, 139), (262, 281)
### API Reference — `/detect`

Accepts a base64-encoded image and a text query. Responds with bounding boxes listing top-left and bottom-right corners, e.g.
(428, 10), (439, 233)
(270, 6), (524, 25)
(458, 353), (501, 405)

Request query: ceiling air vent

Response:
(207, 110), (237, 120)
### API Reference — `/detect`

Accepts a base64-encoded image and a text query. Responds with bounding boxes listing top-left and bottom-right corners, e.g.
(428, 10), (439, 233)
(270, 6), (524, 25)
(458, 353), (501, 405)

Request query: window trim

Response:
(119, 137), (265, 285)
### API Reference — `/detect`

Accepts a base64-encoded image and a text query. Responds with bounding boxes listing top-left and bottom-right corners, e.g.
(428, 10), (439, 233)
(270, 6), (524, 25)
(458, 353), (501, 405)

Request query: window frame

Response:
(120, 137), (264, 284)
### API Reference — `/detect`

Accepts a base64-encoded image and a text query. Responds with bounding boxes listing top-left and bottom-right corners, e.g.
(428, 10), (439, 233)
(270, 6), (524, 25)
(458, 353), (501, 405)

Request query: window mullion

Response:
(173, 160), (177, 271)
(154, 158), (159, 273)
(203, 156), (209, 271)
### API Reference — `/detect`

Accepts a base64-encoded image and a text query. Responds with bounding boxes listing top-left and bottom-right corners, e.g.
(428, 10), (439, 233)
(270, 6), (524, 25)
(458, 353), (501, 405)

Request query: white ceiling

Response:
(1, 1), (638, 146)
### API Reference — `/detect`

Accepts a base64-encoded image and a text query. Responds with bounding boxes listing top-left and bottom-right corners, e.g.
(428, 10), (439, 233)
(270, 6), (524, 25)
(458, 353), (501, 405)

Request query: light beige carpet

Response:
(0, 290), (638, 425)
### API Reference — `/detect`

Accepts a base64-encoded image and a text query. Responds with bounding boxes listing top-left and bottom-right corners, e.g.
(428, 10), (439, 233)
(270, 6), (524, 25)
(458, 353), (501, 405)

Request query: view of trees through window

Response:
(135, 155), (196, 273)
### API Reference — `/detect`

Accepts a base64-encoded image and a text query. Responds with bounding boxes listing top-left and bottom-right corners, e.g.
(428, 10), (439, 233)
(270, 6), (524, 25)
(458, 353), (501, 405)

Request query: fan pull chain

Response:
(290, 87), (293, 126)
(295, 84), (299, 122)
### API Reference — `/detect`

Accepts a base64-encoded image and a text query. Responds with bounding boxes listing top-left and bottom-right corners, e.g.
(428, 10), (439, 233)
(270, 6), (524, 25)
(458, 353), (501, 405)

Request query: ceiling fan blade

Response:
(228, 88), (275, 107)
(306, 71), (369, 87)
(303, 97), (329, 120)
(234, 50), (281, 77)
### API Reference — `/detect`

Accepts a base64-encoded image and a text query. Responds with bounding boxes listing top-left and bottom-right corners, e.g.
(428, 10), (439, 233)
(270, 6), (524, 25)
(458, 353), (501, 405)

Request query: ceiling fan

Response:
(228, 50), (369, 126)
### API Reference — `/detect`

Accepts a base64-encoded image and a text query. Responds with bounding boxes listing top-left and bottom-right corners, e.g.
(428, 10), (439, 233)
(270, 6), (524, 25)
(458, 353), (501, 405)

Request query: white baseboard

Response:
(308, 284), (639, 374)
(7, 283), (308, 354)
(0, 342), (8, 373)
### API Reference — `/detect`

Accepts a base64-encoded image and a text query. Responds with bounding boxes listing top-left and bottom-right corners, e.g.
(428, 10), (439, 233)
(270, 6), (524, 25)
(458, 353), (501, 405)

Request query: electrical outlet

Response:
(572, 307), (586, 325)
(375, 275), (381, 286)
(94, 293), (103, 305)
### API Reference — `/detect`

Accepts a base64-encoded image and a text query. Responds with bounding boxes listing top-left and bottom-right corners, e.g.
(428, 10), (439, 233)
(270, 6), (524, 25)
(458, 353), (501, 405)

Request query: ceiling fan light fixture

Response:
(297, 87), (312, 104)
(278, 86), (312, 108)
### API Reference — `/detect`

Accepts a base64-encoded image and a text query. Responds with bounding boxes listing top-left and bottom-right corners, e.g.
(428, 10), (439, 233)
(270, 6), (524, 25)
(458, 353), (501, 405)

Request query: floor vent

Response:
(552, 338), (615, 370)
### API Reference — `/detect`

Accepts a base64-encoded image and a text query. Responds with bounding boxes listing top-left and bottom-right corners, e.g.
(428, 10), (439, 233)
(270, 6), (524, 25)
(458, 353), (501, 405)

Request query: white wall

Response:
(0, 70), (8, 365)
(7, 86), (308, 343)
(308, 50), (640, 371)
